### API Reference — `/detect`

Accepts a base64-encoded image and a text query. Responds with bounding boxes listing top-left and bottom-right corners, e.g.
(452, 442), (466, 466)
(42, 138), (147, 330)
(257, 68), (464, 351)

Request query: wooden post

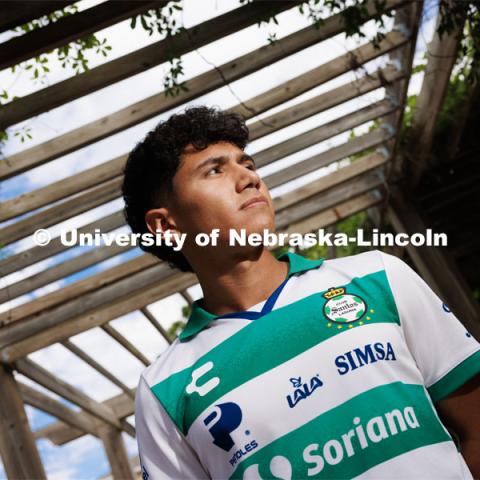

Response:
(0, 364), (46, 479)
(388, 186), (480, 340)
(97, 424), (134, 480)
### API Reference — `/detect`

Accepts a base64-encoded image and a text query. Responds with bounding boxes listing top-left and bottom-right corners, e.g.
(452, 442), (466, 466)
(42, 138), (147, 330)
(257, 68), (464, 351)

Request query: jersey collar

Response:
(179, 252), (324, 342)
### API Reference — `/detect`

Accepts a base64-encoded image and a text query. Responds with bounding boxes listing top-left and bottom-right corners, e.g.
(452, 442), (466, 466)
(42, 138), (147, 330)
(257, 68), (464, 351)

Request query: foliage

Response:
(437, 0), (480, 84)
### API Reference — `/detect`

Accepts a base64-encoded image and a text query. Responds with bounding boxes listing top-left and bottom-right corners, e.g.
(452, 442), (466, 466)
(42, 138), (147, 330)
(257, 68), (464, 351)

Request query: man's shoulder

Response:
(297, 249), (385, 284)
(140, 337), (194, 390)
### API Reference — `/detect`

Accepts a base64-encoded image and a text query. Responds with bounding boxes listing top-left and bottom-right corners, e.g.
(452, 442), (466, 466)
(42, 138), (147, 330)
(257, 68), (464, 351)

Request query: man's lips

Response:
(240, 195), (268, 210)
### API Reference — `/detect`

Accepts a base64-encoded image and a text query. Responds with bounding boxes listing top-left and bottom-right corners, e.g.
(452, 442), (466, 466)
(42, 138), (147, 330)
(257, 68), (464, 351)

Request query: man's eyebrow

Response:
(194, 153), (255, 172)
(194, 156), (227, 172)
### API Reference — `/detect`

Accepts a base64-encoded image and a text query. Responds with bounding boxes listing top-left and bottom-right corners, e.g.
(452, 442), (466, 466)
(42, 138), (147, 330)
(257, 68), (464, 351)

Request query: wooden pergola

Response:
(0, 1), (478, 478)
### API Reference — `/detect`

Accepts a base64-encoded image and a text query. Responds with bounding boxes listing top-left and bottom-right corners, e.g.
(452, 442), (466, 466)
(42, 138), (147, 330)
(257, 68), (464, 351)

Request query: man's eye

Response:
(246, 163), (256, 170)
(206, 167), (221, 176)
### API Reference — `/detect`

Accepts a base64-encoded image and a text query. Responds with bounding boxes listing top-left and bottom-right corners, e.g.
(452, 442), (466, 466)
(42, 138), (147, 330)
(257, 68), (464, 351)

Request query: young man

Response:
(122, 106), (480, 479)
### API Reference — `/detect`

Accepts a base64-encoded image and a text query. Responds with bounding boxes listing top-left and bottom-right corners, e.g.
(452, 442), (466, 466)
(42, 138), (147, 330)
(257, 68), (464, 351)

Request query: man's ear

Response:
(145, 207), (179, 237)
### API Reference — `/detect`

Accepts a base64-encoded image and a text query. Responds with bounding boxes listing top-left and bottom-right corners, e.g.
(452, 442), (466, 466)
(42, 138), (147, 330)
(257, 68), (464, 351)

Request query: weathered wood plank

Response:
(0, 364), (46, 479)
(0, 5), (408, 180)
(0, 260), (166, 346)
(0, 252), (156, 326)
(61, 339), (134, 399)
(0, 211), (125, 277)
(0, 1), (73, 32)
(19, 381), (98, 436)
(0, 1), (302, 129)
(97, 423), (135, 480)
(0, 1), (162, 71)
(15, 358), (128, 431)
(35, 389), (135, 445)
(0, 176), (123, 247)
(101, 323), (150, 366)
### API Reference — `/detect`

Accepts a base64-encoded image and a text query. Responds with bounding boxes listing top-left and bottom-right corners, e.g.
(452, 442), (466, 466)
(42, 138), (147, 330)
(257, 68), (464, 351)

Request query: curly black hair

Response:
(122, 106), (250, 272)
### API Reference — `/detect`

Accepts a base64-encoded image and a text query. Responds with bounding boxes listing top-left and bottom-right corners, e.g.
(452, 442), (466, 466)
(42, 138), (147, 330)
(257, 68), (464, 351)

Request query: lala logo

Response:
(286, 375), (324, 409)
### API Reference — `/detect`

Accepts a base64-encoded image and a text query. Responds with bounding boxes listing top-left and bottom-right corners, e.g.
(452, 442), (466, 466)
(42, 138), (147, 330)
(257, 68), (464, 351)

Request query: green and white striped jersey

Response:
(135, 250), (480, 479)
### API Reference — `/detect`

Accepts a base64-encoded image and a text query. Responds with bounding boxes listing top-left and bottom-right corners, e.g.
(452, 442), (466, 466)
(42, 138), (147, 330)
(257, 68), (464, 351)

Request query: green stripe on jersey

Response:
(151, 269), (400, 434)
(231, 382), (451, 479)
(428, 349), (480, 402)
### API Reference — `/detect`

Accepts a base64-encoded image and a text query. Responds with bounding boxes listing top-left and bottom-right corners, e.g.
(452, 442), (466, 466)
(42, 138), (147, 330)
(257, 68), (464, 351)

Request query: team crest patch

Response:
(322, 287), (373, 330)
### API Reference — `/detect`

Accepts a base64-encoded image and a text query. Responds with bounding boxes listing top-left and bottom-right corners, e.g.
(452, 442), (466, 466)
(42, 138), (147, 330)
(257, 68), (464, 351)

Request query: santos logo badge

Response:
(203, 402), (259, 467)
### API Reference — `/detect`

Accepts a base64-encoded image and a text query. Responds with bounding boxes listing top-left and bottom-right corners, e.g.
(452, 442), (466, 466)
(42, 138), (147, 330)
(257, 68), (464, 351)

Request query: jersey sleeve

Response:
(379, 250), (480, 403)
(135, 374), (209, 480)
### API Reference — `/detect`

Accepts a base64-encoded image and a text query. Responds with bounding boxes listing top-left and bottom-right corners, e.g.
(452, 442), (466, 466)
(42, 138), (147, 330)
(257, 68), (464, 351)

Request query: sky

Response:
(0, 0), (439, 478)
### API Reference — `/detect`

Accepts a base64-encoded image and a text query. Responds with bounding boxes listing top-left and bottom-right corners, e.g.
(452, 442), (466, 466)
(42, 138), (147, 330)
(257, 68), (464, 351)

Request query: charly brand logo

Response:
(186, 361), (220, 397)
(203, 402), (258, 466)
(322, 287), (374, 330)
(286, 375), (324, 409)
(241, 406), (420, 479)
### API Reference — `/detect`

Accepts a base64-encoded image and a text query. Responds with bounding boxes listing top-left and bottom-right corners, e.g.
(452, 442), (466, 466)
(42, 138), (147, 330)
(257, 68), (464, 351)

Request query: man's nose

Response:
(235, 164), (261, 192)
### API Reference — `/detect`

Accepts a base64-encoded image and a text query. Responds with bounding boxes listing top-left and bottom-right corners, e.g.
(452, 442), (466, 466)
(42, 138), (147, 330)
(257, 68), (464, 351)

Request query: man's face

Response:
(167, 141), (275, 244)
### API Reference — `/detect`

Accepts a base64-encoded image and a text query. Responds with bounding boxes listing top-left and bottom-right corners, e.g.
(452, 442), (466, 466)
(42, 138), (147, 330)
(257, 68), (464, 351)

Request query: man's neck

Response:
(193, 248), (289, 316)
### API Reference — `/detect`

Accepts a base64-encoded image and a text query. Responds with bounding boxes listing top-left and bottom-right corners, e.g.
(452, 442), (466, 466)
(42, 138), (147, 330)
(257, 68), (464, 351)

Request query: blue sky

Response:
(0, 0), (438, 477)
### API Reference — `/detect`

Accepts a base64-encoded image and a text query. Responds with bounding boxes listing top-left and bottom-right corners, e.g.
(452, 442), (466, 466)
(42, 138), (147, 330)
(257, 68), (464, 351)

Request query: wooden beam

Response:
(0, 88), (395, 251)
(0, 242), (129, 304)
(0, 54), (403, 221)
(101, 323), (150, 366)
(276, 169), (385, 227)
(254, 99), (396, 168)
(0, 261), (169, 347)
(0, 176), (123, 247)
(273, 151), (388, 211)
(249, 64), (404, 141)
(0, 252), (157, 327)
(61, 339), (134, 399)
(19, 381), (98, 436)
(408, 1), (465, 185)
(0, 364), (46, 479)
(382, 1), (424, 182)
(0, 6), (408, 181)
(0, 154), (126, 222)
(15, 358), (132, 433)
(0, 1), (302, 129)
(36, 389), (135, 446)
(0, 1), (163, 71)
(265, 126), (393, 189)
(0, 1), (74, 33)
(140, 307), (172, 344)
(97, 424), (135, 480)
(2, 271), (197, 362)
(286, 190), (383, 236)
(0, 210), (125, 277)
(387, 186), (480, 340)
